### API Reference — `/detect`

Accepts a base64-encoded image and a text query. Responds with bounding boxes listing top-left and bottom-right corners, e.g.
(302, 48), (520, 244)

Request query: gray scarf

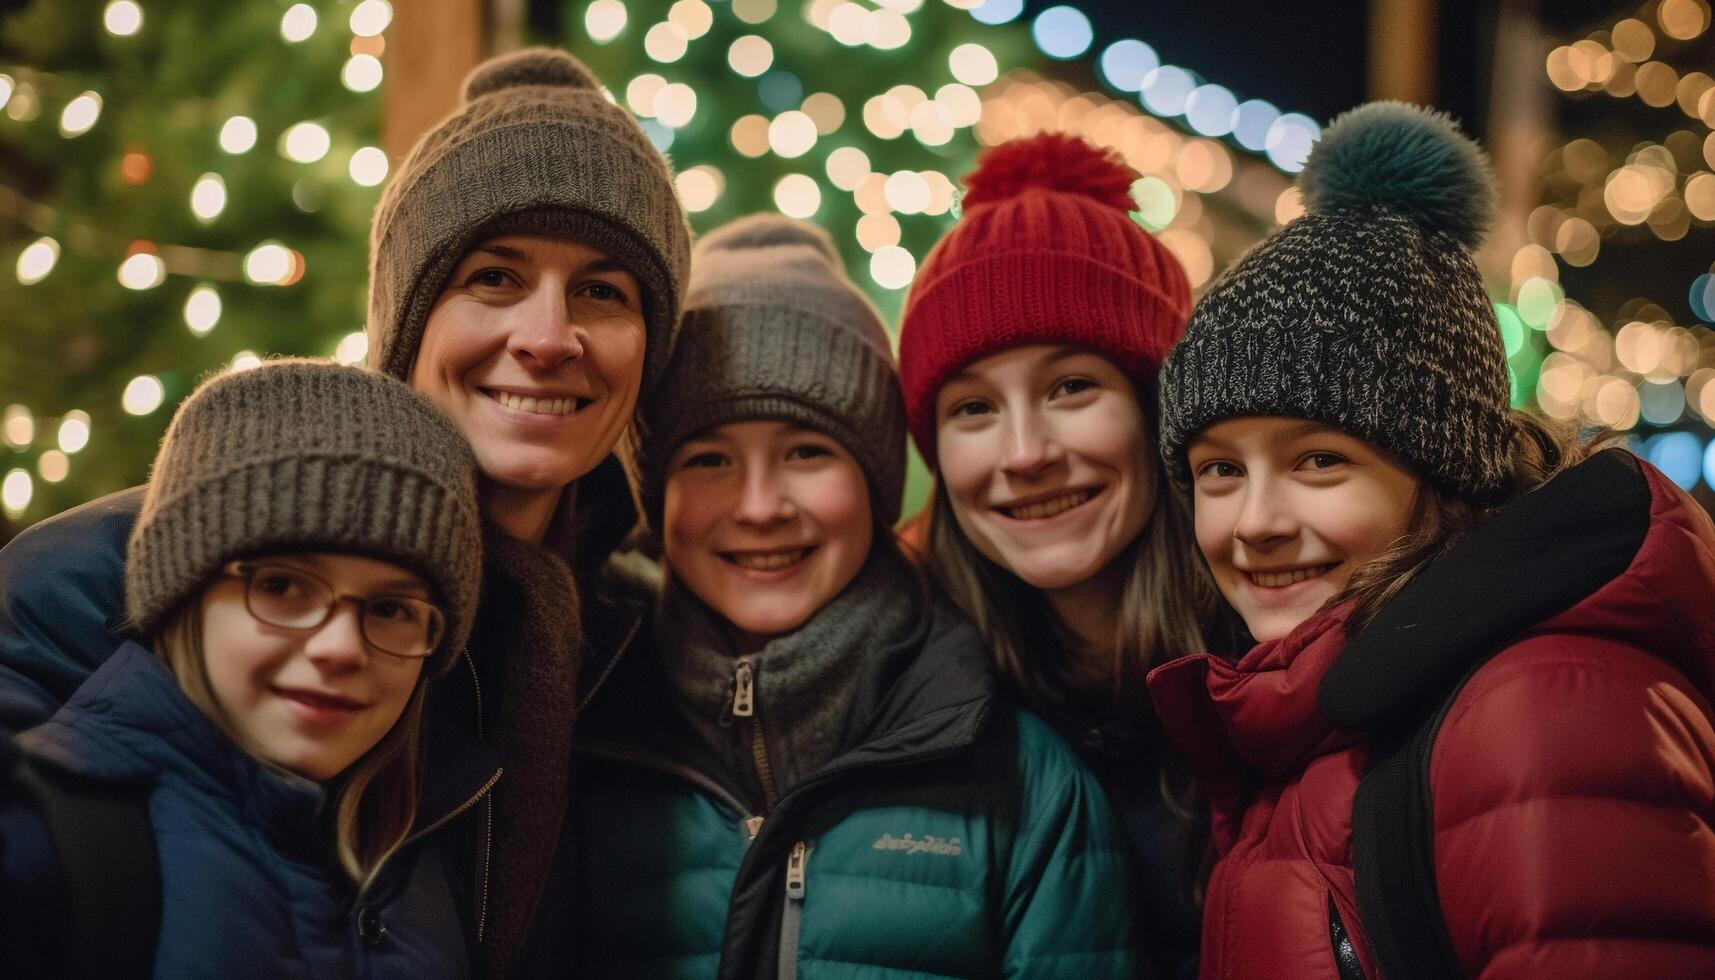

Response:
(659, 554), (919, 811)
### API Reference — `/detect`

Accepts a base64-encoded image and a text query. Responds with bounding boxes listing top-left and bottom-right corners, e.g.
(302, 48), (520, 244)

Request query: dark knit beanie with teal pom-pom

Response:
(1158, 101), (1515, 500)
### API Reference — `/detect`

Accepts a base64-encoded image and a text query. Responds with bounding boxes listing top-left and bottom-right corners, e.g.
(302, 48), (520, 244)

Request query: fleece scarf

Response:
(659, 555), (920, 810)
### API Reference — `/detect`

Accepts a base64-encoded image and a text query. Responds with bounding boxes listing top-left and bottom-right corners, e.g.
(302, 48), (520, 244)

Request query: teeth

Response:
(1249, 564), (1336, 588)
(730, 549), (808, 571)
(1004, 490), (1093, 521)
(491, 391), (581, 415)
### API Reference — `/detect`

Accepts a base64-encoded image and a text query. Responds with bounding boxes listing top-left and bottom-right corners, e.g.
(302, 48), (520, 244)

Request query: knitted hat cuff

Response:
(900, 249), (1183, 462)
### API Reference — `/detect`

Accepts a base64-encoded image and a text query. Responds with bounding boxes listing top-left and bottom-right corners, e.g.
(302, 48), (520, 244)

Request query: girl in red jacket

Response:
(1150, 101), (1715, 979)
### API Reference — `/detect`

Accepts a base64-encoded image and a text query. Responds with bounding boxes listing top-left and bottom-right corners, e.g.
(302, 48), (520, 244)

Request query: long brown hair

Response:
(154, 603), (428, 889)
(1336, 411), (1594, 632)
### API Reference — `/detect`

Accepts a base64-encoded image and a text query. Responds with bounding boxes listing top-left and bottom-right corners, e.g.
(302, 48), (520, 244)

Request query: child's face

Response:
(1188, 417), (1421, 643)
(933, 345), (1156, 592)
(664, 420), (873, 644)
(200, 553), (430, 781)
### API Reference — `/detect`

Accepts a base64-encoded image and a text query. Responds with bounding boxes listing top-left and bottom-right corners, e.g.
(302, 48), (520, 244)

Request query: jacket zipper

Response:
(732, 658), (781, 811)
(576, 609), (646, 715)
(778, 842), (809, 980)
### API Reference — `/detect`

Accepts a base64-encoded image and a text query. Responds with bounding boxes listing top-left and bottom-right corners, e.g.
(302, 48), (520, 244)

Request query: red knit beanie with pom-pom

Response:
(898, 131), (1192, 467)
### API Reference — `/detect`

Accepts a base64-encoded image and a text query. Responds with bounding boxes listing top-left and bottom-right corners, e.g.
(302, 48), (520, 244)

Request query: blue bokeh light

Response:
(1100, 39), (1159, 93)
(758, 70), (803, 112)
(1032, 6), (1093, 60)
(970, 0), (1023, 25)
(1140, 65), (1196, 117)
(1690, 273), (1715, 324)
(641, 119), (674, 152)
(1704, 438), (1715, 491)
(1648, 431), (1703, 490)
(1231, 99), (1280, 152)
(1640, 380), (1685, 426)
(1265, 113), (1321, 172)
(1184, 84), (1238, 137)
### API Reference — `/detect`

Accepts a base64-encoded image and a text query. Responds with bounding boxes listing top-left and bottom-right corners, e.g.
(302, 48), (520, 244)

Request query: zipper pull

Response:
(732, 658), (755, 718)
(744, 815), (764, 840)
(785, 841), (807, 900)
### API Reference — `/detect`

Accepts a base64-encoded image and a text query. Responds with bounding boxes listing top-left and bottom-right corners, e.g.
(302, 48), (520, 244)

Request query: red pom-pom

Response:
(961, 132), (1139, 212)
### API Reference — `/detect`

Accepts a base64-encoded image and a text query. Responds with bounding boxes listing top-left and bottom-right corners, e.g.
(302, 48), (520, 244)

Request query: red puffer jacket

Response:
(1149, 451), (1715, 979)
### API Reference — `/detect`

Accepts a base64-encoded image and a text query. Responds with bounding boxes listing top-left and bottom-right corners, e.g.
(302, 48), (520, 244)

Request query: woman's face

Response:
(411, 234), (647, 495)
(1187, 417), (1421, 642)
(663, 420), (873, 644)
(200, 553), (428, 781)
(934, 345), (1156, 592)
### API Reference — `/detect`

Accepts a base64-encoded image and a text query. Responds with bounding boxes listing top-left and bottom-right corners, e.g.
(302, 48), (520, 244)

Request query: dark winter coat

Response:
(1, 642), (469, 978)
(0, 462), (631, 976)
(1147, 450), (1715, 978)
(569, 561), (1144, 979)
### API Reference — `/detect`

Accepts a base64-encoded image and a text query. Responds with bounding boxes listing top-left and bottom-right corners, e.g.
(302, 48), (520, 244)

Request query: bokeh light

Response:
(773, 174), (822, 218)
(2, 406), (34, 449)
(58, 411), (92, 454)
(104, 0), (143, 36)
(1648, 430), (1702, 487)
(970, 0), (1023, 26)
(122, 375), (165, 416)
(184, 285), (221, 335)
(826, 146), (871, 189)
(1141, 66), (1195, 117)
(117, 252), (166, 290)
(16, 237), (59, 285)
(1265, 113), (1320, 172)
(586, 0), (627, 42)
(1100, 40), (1159, 93)
(669, 0), (713, 38)
(801, 92), (846, 134)
(281, 3), (317, 41)
(343, 54), (384, 92)
(59, 92), (102, 138)
(37, 451), (68, 485)
(769, 111), (818, 157)
(1231, 99), (1280, 152)
(334, 332), (369, 366)
(1184, 85), (1238, 137)
(729, 35), (774, 77)
(950, 43), (1000, 87)
(1032, 6), (1093, 59)
(282, 122), (331, 164)
(190, 173), (226, 222)
(244, 242), (294, 285)
(219, 115), (257, 154)
(349, 0), (393, 37)
(2, 470), (31, 519)
(349, 146), (389, 187)
(645, 22), (689, 62)
(675, 165), (723, 212)
(870, 245), (916, 289)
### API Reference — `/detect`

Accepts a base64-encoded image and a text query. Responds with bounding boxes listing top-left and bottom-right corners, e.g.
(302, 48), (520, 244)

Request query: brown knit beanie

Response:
(127, 359), (484, 671)
(639, 214), (907, 528)
(366, 47), (692, 394)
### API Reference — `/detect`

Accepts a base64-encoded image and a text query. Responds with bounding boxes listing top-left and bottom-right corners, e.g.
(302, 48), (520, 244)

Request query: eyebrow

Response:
(1192, 419), (1341, 454)
(466, 246), (634, 279)
(274, 553), (428, 596)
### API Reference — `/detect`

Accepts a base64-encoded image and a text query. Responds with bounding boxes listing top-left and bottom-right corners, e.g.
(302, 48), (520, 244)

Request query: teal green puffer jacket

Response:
(571, 587), (1144, 979)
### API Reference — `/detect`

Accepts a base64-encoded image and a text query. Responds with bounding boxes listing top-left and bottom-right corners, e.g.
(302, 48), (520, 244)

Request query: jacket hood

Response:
(1151, 450), (1715, 784)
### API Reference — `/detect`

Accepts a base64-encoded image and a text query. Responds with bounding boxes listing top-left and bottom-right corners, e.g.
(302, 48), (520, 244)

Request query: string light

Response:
(653, 83), (697, 128)
(675, 165), (723, 212)
(184, 285), (221, 335)
(37, 451), (68, 485)
(801, 93), (846, 134)
(59, 92), (102, 138)
(732, 0), (777, 24)
(1033, 6), (1093, 60)
(729, 35), (774, 77)
(121, 375), (165, 415)
(869, 245), (915, 289)
(669, 0), (713, 38)
(117, 251), (166, 290)
(334, 331), (369, 365)
(16, 237), (59, 285)
(644, 23), (689, 63)
(281, 122), (331, 163)
(58, 411), (91, 454)
(244, 243), (294, 285)
(190, 173), (226, 222)
(2, 470), (32, 519)
(586, 0), (627, 43)
(281, 3), (317, 42)
(103, 1), (142, 36)
(826, 146), (871, 190)
(230, 351), (263, 373)
(769, 111), (818, 157)
(1099, 40), (1157, 92)
(349, 0), (393, 37)
(1, 406), (32, 449)
(219, 115), (257, 154)
(773, 174), (822, 218)
(348, 146), (389, 187)
(343, 54), (383, 92)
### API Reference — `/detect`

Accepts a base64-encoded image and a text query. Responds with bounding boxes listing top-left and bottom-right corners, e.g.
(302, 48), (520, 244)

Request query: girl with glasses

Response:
(1, 360), (485, 978)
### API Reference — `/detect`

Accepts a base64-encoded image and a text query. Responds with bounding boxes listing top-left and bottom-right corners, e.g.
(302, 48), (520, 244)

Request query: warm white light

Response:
(342, 54), (384, 92)
(669, 0), (713, 38)
(801, 92), (846, 134)
(1, 470), (31, 518)
(586, 0), (628, 42)
(769, 111), (818, 157)
(281, 3), (317, 42)
(230, 351), (262, 373)
(676, 166), (723, 212)
(16, 237), (59, 285)
(59, 92), (102, 137)
(349, 0), (393, 37)
(910, 101), (954, 146)
(37, 450), (68, 484)
(0, 75), (13, 108)
(829, 3), (869, 45)
(58, 411), (91, 454)
(348, 146), (389, 187)
(869, 245), (915, 289)
(728, 34), (774, 77)
(733, 0), (777, 23)
(653, 83), (697, 128)
(103, 1), (143, 36)
(122, 375), (165, 415)
(826, 146), (871, 190)
(184, 285), (221, 334)
(219, 115), (257, 154)
(334, 331), (369, 365)
(866, 9), (911, 48)
(885, 170), (932, 213)
(644, 22), (689, 62)
(773, 174), (822, 218)
(626, 74), (667, 116)
(282, 122), (331, 164)
(936, 83), (982, 127)
(2, 406), (32, 449)
(244, 243), (293, 284)
(190, 173), (226, 222)
(118, 252), (166, 290)
(855, 212), (901, 251)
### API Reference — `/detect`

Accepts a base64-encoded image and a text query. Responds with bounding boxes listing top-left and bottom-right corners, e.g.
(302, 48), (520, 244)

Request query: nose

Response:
(300, 601), (368, 672)
(732, 463), (793, 527)
(507, 282), (586, 369)
(998, 409), (1062, 478)
(1232, 477), (1297, 550)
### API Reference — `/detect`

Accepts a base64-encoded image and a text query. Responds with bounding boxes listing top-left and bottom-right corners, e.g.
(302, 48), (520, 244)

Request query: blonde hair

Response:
(154, 603), (428, 888)
(1336, 411), (1595, 632)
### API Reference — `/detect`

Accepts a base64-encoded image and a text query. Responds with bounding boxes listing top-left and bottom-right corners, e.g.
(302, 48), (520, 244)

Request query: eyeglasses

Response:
(221, 561), (446, 659)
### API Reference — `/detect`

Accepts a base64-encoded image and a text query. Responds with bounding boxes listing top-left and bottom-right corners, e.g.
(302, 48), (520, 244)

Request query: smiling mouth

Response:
(1244, 562), (1340, 589)
(275, 688), (368, 712)
(999, 488), (1097, 521)
(482, 389), (591, 416)
(722, 548), (813, 571)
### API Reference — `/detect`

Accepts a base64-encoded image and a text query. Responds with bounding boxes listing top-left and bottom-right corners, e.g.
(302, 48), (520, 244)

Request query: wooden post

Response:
(1370, 0), (1439, 105)
(383, 0), (490, 165)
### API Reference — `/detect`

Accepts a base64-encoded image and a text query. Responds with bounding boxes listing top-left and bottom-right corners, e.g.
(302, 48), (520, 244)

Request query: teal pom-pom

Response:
(1298, 101), (1495, 249)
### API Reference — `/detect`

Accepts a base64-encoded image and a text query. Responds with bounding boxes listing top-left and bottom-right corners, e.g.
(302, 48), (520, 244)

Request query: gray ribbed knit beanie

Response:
(639, 214), (907, 528)
(1159, 102), (1515, 499)
(366, 47), (692, 394)
(127, 360), (484, 671)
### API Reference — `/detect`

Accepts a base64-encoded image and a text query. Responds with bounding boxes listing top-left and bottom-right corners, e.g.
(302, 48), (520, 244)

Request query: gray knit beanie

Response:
(127, 360), (484, 671)
(1159, 102), (1515, 499)
(639, 214), (907, 528)
(366, 47), (692, 394)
